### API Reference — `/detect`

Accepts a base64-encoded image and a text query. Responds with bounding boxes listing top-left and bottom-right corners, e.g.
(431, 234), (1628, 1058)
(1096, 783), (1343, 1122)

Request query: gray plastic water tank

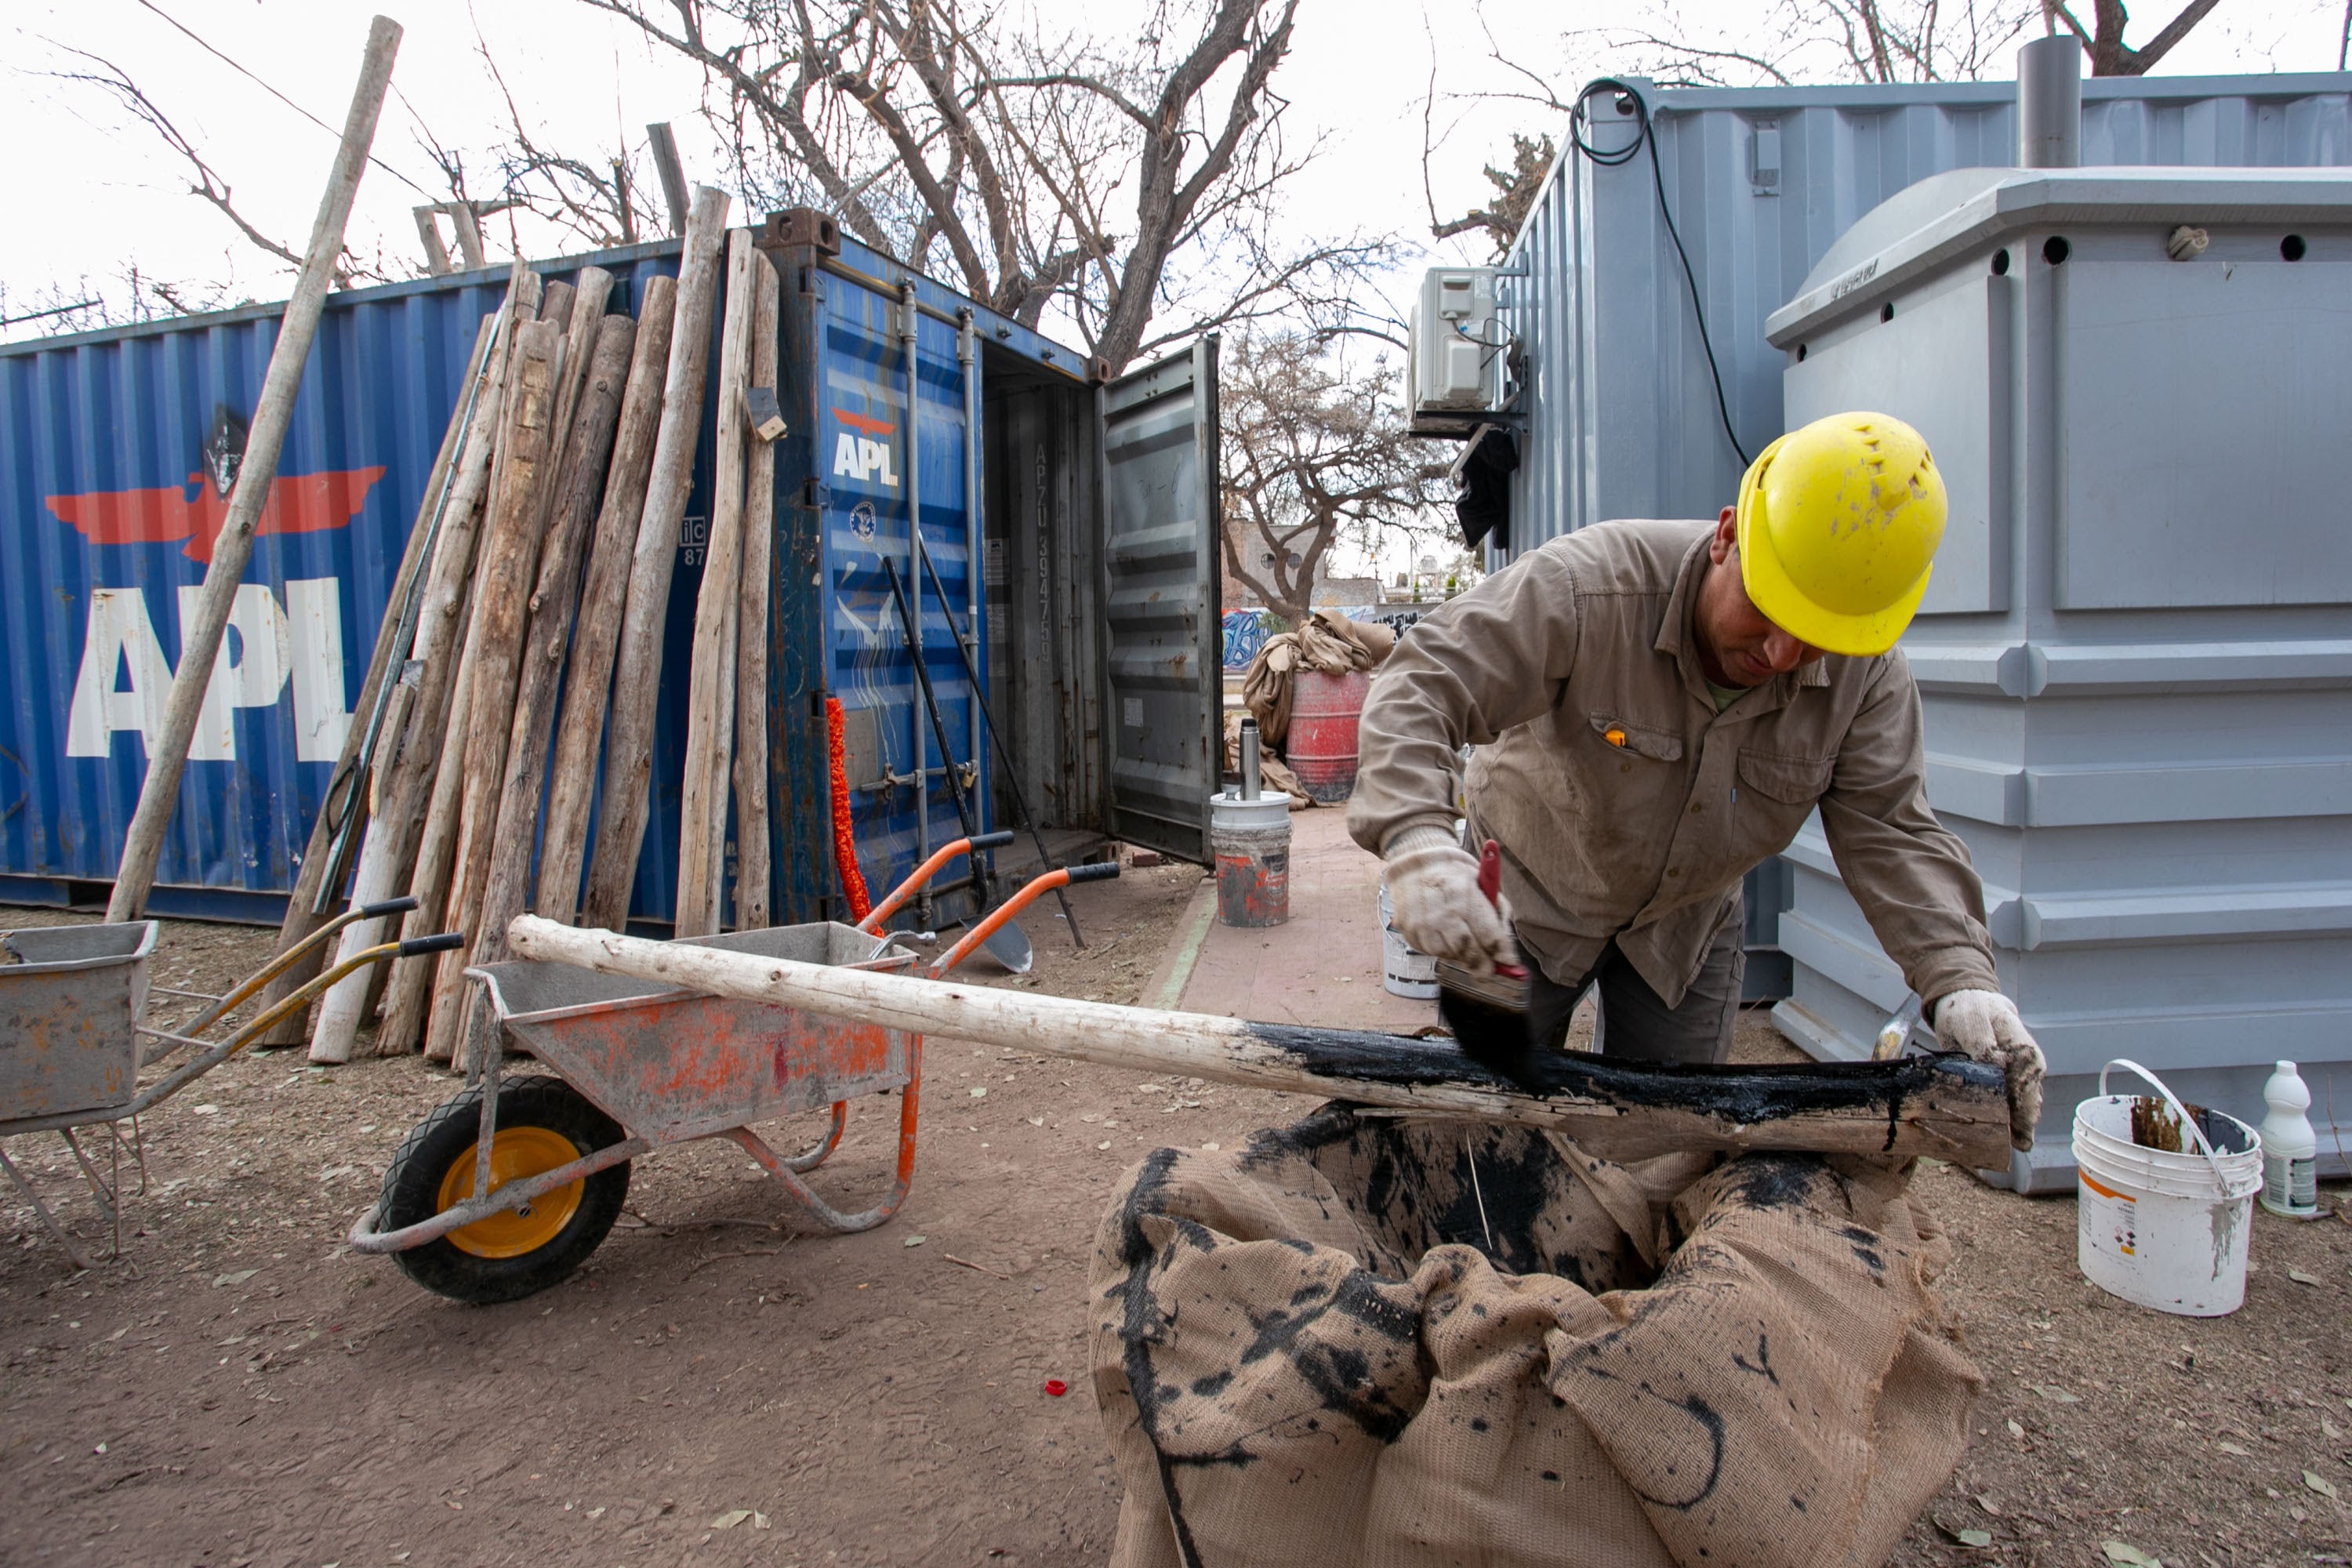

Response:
(1762, 165), (2352, 1192)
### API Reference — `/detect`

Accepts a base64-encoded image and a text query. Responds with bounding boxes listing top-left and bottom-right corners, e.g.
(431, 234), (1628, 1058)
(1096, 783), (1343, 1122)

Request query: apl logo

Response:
(831, 407), (899, 488)
(43, 406), (379, 764)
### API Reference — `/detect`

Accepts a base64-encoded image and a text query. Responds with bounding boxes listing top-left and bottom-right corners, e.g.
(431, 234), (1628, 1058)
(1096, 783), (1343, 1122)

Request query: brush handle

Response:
(1475, 839), (1529, 979)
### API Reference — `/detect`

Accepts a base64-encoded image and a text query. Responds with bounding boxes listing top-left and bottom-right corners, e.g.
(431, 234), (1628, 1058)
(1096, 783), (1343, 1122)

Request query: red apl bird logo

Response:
(42, 405), (383, 563)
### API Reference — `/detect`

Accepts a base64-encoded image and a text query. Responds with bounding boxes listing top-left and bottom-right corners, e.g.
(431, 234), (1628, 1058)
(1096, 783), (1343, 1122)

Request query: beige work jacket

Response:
(1346, 518), (1999, 1009)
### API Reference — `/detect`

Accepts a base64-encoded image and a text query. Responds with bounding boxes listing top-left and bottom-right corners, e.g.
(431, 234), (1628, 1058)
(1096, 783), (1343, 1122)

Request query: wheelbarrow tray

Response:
(470, 921), (916, 1147)
(0, 921), (158, 1123)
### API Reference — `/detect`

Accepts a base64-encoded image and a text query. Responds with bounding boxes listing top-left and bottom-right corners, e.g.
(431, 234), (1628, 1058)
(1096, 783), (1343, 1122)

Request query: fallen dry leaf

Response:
(212, 1269), (258, 1288)
(2305, 1471), (2340, 1501)
(2218, 1440), (2252, 1457)
(2101, 1542), (2162, 1568)
(710, 1509), (753, 1530)
(2288, 1268), (2325, 1286)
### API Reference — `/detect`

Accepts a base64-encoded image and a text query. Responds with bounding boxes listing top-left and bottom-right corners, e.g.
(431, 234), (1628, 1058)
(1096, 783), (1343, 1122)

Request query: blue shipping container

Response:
(0, 216), (1225, 927)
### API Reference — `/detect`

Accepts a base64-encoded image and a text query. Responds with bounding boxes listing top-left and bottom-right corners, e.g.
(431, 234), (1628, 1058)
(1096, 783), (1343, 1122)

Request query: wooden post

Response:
(536, 278), (677, 922)
(421, 320), (562, 1067)
(673, 229), (757, 938)
(107, 16), (403, 924)
(374, 610), (477, 1057)
(506, 916), (2018, 1170)
(297, 328), (493, 1063)
(732, 251), (781, 931)
(648, 122), (690, 236)
(256, 291), (504, 1048)
(469, 314), (636, 974)
(582, 186), (730, 932)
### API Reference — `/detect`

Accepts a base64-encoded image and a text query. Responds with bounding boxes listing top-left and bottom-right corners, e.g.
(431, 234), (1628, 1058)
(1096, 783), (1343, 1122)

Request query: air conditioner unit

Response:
(1407, 267), (1508, 429)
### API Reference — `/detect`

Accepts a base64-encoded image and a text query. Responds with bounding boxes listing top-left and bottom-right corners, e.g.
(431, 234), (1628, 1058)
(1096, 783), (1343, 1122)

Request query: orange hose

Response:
(825, 695), (872, 921)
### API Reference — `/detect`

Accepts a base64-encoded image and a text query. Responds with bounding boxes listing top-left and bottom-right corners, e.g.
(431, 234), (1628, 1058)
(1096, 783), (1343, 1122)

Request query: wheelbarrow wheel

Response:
(376, 1076), (630, 1305)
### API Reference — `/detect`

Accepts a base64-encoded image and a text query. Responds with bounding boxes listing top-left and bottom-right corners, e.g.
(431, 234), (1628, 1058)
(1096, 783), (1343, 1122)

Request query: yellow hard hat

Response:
(1734, 412), (1947, 657)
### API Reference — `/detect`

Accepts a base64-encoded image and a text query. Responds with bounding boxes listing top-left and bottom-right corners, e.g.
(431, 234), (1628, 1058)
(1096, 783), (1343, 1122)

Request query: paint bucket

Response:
(1377, 884), (1437, 999)
(1286, 670), (1371, 803)
(1210, 791), (1290, 928)
(2073, 1058), (2263, 1317)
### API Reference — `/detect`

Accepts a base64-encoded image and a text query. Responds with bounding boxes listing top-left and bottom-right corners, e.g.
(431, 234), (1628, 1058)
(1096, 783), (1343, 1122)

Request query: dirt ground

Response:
(4, 877), (2349, 1568)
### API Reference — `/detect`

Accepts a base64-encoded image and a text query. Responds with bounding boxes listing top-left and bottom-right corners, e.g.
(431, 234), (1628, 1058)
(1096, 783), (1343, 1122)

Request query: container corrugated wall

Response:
(0, 230), (1092, 927)
(1498, 71), (2352, 556)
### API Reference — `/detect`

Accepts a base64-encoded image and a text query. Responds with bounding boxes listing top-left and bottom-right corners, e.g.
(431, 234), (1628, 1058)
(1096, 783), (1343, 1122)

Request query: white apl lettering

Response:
(66, 578), (351, 763)
(831, 431), (900, 488)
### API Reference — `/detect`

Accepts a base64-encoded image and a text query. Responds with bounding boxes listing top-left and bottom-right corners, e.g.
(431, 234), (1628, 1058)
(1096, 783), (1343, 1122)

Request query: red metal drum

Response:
(1285, 669), (1372, 803)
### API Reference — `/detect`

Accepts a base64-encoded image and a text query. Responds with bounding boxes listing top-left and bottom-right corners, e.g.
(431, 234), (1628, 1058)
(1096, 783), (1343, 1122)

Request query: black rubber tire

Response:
(376, 1076), (630, 1305)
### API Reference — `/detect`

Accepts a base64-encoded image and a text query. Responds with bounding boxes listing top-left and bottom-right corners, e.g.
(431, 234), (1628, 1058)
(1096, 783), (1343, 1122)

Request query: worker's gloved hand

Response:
(1933, 989), (2045, 1152)
(1383, 826), (1516, 976)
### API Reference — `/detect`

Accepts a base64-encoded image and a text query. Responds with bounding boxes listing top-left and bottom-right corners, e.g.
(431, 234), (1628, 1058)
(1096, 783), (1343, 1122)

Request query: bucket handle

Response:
(2098, 1058), (2233, 1196)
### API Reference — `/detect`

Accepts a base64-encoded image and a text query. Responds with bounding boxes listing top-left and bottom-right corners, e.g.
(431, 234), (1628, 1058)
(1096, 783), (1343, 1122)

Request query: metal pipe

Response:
(957, 309), (986, 847)
(898, 282), (931, 922)
(1240, 717), (1262, 802)
(2017, 36), (2082, 169)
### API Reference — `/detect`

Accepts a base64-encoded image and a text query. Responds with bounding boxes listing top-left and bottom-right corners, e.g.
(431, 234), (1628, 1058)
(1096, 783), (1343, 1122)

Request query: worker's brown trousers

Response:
(1519, 913), (1744, 1065)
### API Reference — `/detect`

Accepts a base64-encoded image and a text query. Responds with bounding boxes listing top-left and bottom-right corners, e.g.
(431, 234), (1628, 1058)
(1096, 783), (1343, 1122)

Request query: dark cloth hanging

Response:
(1450, 423), (1519, 551)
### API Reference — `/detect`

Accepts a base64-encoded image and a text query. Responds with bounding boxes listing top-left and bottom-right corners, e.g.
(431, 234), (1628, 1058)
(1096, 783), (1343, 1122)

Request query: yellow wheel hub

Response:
(435, 1126), (585, 1259)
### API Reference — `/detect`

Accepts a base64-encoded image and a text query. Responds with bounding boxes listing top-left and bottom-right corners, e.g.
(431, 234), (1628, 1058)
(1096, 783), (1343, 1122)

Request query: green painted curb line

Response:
(1145, 877), (1220, 1013)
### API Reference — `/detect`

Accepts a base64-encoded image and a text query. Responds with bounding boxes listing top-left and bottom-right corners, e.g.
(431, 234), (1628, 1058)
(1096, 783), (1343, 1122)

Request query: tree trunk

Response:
(582, 186), (731, 931)
(731, 251), (782, 931)
(535, 276), (678, 923)
(674, 229), (759, 938)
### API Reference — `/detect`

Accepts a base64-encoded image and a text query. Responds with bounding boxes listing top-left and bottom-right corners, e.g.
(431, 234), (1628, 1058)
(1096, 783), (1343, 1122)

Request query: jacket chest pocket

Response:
(1732, 747), (1835, 858)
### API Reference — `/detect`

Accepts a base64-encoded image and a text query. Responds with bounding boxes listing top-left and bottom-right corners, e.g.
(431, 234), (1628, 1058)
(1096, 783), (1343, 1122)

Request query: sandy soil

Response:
(4, 882), (2348, 1568)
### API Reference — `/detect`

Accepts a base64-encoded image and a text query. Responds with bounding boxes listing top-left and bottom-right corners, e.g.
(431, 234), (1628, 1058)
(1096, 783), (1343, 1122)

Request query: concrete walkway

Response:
(1144, 804), (1441, 1032)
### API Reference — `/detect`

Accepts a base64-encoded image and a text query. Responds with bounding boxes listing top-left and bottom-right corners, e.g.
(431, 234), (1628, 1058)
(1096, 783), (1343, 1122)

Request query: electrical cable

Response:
(1569, 78), (1751, 469)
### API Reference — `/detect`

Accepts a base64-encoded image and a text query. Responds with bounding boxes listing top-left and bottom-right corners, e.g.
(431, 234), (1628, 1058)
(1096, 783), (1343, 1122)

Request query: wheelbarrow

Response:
(0, 898), (462, 1267)
(349, 839), (1121, 1303)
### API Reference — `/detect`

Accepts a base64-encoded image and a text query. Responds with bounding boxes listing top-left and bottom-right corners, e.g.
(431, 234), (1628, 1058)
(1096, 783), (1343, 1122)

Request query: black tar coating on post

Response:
(1239, 1021), (2000, 1142)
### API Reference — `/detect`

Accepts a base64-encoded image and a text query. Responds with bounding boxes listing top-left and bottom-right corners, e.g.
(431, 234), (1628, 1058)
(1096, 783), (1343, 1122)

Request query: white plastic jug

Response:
(2257, 1061), (2321, 1220)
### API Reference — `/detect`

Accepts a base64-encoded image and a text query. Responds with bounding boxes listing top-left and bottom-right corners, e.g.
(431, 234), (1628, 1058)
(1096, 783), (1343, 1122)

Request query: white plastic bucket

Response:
(1377, 885), (1438, 1000)
(2074, 1058), (2263, 1317)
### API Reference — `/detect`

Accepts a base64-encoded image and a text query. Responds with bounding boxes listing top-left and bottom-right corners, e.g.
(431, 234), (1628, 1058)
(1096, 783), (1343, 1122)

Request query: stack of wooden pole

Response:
(292, 188), (791, 1066)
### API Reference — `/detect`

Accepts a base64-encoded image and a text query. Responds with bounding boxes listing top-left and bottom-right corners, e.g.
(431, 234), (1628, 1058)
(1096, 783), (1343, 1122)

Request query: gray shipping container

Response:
(1765, 162), (2352, 1191)
(1494, 68), (2352, 1010)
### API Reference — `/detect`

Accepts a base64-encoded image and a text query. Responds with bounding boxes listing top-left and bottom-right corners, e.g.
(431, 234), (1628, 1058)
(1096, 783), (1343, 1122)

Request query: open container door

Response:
(1097, 338), (1222, 864)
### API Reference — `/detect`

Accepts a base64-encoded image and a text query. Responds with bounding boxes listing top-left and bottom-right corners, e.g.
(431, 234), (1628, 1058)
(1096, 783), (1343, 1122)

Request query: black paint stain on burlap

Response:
(1104, 1141), (1428, 1568)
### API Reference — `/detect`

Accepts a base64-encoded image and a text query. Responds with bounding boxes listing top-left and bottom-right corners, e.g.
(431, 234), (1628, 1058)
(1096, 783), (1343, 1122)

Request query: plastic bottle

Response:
(2257, 1061), (2320, 1220)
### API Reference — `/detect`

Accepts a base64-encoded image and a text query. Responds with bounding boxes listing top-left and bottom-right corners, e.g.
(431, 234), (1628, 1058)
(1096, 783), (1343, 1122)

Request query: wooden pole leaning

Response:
(107, 16), (403, 924)
(731, 250), (782, 931)
(581, 186), (730, 932)
(421, 321), (562, 1065)
(535, 276), (677, 923)
(469, 313), (637, 976)
(261, 303), (493, 1050)
(673, 229), (758, 938)
(505, 916), (2018, 1171)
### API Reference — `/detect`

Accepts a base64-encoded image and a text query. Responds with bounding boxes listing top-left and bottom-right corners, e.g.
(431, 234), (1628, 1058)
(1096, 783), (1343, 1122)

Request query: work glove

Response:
(1383, 826), (1517, 975)
(1932, 989), (2046, 1153)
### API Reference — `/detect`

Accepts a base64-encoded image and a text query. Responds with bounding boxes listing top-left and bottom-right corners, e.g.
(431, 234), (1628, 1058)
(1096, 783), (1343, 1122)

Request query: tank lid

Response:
(1768, 165), (2352, 347)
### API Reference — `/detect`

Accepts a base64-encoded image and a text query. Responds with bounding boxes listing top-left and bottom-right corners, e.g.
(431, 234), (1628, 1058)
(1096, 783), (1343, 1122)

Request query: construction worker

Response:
(1351, 412), (2044, 1149)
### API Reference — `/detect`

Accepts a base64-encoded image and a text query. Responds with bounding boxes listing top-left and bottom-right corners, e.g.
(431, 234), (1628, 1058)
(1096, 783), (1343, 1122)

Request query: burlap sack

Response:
(1221, 710), (1312, 808)
(1240, 612), (1397, 747)
(1090, 1106), (1981, 1568)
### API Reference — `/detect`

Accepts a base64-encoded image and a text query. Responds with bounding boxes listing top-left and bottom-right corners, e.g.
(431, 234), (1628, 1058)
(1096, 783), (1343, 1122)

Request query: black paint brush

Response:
(1436, 840), (1555, 1094)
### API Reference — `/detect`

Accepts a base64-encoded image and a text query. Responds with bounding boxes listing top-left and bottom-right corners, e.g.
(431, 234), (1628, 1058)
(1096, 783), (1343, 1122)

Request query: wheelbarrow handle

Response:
(931, 862), (1120, 977)
(858, 833), (1010, 934)
(359, 895), (422, 920)
(398, 931), (466, 958)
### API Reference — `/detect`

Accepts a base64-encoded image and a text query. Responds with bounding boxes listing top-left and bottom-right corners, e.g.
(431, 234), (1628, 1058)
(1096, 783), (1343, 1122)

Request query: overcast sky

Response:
(4, 0), (2342, 347)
